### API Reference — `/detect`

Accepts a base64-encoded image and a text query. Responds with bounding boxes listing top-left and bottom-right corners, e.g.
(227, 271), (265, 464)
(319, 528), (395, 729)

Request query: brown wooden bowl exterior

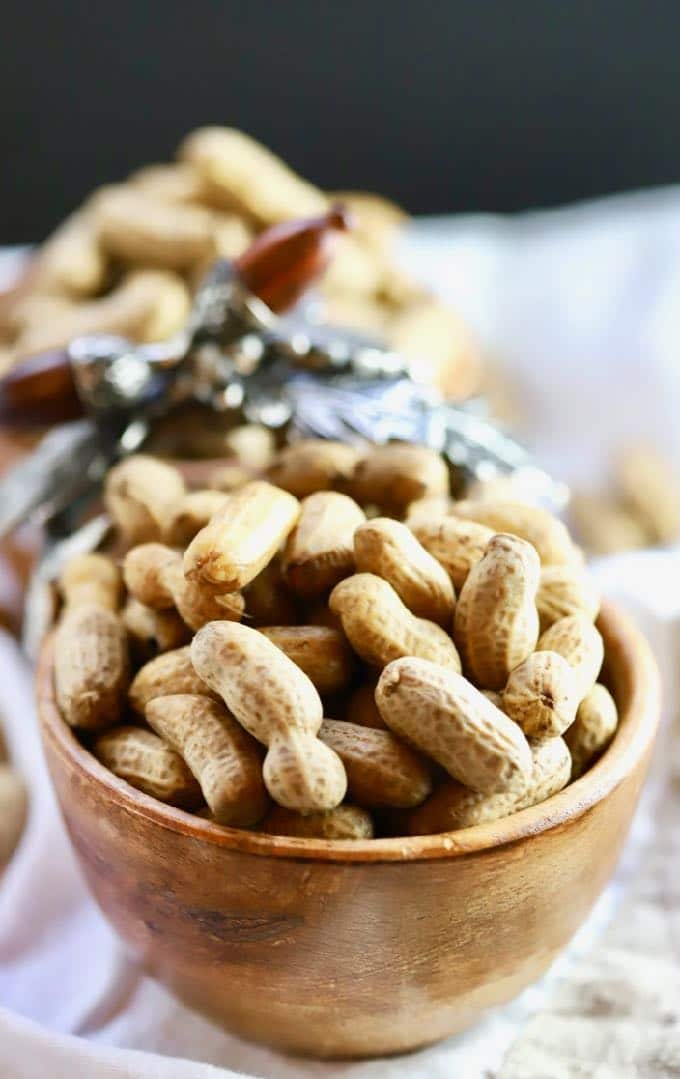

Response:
(37, 602), (660, 1059)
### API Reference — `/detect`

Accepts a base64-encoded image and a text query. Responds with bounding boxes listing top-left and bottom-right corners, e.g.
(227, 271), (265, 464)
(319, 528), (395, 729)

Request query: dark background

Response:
(2, 2), (679, 242)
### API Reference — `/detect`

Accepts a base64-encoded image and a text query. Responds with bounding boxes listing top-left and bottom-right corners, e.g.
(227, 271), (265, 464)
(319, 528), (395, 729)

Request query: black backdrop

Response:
(2, 1), (680, 242)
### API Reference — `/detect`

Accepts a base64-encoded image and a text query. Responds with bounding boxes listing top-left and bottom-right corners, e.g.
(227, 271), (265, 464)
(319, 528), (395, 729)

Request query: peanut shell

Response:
(259, 626), (354, 695)
(537, 564), (600, 631)
(184, 481), (300, 593)
(105, 455), (185, 546)
(329, 573), (461, 671)
(502, 651), (580, 740)
(261, 804), (373, 840)
(410, 517), (494, 591)
(93, 725), (204, 808)
(456, 533), (540, 690)
(55, 605), (129, 730)
(282, 491), (365, 598)
(0, 764), (27, 865)
(537, 614), (604, 700)
(191, 622), (347, 812)
(376, 657), (532, 795)
(354, 517), (455, 624)
(347, 443), (449, 514)
(565, 684), (618, 778)
(146, 694), (268, 825)
(407, 736), (570, 834)
(267, 440), (362, 498)
(128, 646), (216, 714)
(452, 500), (582, 566)
(319, 719), (432, 808)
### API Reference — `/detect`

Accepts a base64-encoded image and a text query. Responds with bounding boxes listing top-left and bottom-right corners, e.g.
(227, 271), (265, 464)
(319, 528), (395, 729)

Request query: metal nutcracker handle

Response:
(0, 207), (351, 428)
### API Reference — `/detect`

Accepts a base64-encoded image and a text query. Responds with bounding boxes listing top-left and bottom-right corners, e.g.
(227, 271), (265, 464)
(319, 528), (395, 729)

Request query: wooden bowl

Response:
(37, 602), (660, 1059)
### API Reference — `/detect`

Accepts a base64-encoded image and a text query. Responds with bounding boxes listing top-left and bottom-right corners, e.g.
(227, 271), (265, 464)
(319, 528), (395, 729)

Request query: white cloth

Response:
(3, 189), (680, 1077)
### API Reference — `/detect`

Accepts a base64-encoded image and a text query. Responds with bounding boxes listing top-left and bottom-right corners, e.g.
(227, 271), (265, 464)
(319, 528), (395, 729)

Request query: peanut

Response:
(134, 270), (192, 342)
(344, 680), (386, 729)
(105, 455), (186, 547)
(407, 737), (570, 834)
(536, 564), (600, 631)
(124, 543), (244, 629)
(130, 161), (208, 204)
(243, 557), (298, 626)
(208, 463), (260, 493)
(267, 440), (362, 498)
(569, 492), (649, 555)
(6, 292), (75, 337)
(321, 233), (384, 298)
(123, 544), (180, 608)
(225, 424), (276, 470)
(128, 646), (217, 714)
(146, 694), (268, 825)
(93, 725), (204, 808)
(184, 481), (300, 593)
(404, 495), (452, 528)
(537, 615), (604, 699)
(60, 554), (122, 612)
(410, 517), (494, 591)
(179, 126), (328, 223)
(455, 534), (540, 690)
(376, 657), (532, 794)
(55, 605), (129, 729)
(617, 445), (680, 546)
(481, 690), (504, 709)
(451, 566), (474, 672)
(377, 263), (431, 309)
(354, 517), (455, 624)
(123, 598), (190, 656)
(93, 185), (216, 269)
(319, 719), (432, 808)
(329, 573), (461, 670)
(347, 443), (449, 514)
(451, 500), (582, 566)
(502, 651), (579, 739)
(258, 626), (354, 695)
(282, 492), (365, 598)
(388, 298), (481, 401)
(13, 270), (190, 357)
(211, 212), (253, 259)
(164, 491), (231, 547)
(34, 212), (107, 298)
(323, 292), (389, 336)
(565, 684), (618, 778)
(191, 622), (347, 812)
(327, 190), (407, 251)
(261, 804), (373, 840)
(0, 764), (27, 865)
(520, 735), (572, 806)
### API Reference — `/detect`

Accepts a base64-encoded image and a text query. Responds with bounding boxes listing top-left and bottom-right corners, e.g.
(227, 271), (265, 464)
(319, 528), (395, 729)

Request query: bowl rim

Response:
(38, 600), (660, 864)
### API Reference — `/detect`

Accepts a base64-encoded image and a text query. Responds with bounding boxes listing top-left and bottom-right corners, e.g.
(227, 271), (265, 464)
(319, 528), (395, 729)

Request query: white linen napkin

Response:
(3, 188), (680, 1077)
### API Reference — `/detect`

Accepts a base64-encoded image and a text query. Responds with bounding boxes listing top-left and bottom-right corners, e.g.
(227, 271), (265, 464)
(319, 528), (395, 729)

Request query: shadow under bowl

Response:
(37, 601), (660, 1059)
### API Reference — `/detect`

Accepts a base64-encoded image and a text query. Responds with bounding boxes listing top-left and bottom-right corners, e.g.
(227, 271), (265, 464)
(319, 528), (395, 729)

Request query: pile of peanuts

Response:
(571, 443), (680, 555)
(0, 127), (480, 401)
(0, 718), (27, 867)
(52, 436), (618, 840)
